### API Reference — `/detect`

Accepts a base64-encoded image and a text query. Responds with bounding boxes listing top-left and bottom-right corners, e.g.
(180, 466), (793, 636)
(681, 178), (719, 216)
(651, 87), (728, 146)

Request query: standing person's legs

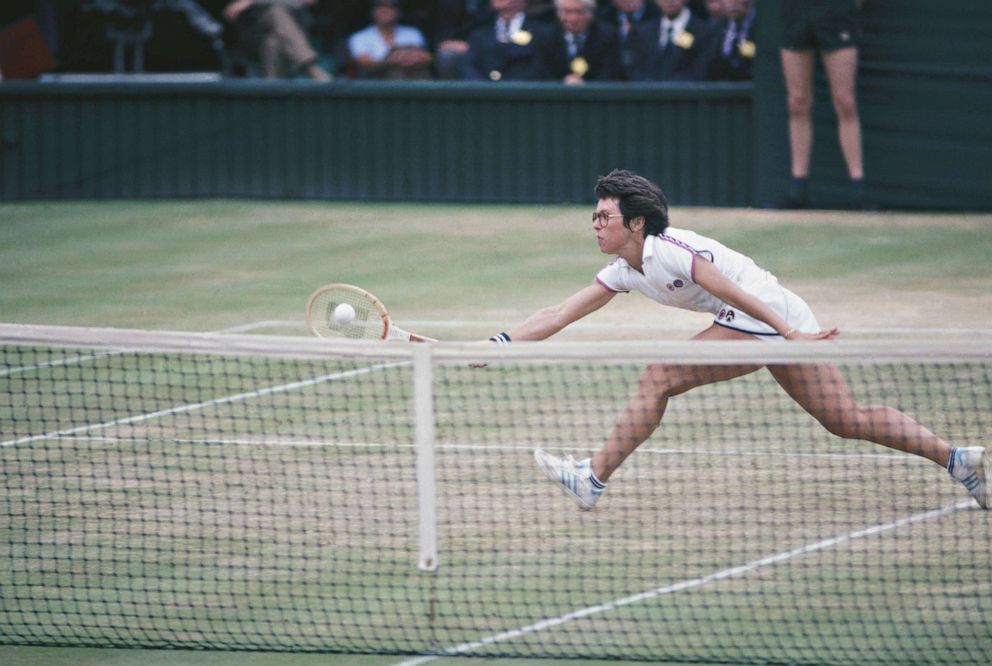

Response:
(781, 49), (816, 179)
(780, 48), (816, 206)
(821, 46), (864, 181)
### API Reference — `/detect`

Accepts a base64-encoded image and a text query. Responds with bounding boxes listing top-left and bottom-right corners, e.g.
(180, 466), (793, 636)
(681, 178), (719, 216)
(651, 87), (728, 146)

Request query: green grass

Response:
(2, 201), (991, 666)
(2, 201), (989, 334)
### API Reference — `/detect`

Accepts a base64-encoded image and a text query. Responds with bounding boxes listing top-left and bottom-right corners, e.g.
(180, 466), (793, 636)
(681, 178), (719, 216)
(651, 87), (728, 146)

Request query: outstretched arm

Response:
(502, 282), (616, 341)
(693, 258), (839, 340)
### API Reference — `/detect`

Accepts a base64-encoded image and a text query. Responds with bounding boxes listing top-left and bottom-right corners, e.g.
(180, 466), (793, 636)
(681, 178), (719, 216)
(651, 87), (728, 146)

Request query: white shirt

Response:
(496, 12), (526, 43)
(659, 8), (691, 47)
(595, 228), (817, 336)
(348, 24), (427, 62)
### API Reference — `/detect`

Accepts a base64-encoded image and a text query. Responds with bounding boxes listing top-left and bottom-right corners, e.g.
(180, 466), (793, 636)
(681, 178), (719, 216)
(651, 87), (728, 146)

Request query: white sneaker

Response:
(534, 449), (604, 511)
(947, 446), (991, 509)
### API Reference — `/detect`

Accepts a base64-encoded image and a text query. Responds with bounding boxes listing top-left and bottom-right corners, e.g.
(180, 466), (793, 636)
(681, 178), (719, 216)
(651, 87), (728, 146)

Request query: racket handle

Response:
(388, 321), (437, 343)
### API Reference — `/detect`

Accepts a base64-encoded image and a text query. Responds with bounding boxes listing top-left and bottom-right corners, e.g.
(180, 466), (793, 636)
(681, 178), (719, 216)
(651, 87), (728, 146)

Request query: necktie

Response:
(497, 20), (510, 43)
(620, 14), (631, 38)
(723, 21), (738, 57)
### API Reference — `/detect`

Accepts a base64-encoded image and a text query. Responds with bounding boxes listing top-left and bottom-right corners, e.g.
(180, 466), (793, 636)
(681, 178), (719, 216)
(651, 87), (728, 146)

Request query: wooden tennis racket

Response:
(305, 283), (435, 342)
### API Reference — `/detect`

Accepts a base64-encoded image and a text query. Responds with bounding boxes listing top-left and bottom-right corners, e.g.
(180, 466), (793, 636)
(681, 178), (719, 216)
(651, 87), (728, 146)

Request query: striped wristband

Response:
(489, 332), (512, 344)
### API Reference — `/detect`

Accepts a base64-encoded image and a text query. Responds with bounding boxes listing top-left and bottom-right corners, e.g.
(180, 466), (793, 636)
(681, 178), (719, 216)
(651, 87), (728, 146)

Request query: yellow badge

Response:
(510, 30), (532, 46)
(570, 57), (589, 77)
(673, 31), (694, 50)
(738, 40), (756, 58)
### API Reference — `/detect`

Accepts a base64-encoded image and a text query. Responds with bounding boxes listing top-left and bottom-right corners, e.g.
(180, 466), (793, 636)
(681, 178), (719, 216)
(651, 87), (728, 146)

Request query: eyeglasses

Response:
(592, 211), (624, 226)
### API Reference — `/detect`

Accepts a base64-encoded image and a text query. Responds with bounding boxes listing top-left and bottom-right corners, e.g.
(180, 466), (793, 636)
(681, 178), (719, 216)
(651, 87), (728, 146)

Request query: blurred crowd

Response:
(2, 0), (756, 83)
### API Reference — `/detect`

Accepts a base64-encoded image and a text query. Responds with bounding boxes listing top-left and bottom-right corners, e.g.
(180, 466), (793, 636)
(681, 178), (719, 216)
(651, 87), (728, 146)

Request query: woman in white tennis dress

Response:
(487, 169), (989, 511)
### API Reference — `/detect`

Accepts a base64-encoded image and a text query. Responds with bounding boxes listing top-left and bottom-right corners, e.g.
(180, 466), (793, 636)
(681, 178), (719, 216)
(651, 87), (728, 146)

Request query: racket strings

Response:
(312, 289), (386, 340)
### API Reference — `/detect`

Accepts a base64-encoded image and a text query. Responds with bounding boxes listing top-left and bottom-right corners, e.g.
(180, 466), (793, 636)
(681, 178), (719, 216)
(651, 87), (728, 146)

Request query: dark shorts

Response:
(781, 0), (862, 52)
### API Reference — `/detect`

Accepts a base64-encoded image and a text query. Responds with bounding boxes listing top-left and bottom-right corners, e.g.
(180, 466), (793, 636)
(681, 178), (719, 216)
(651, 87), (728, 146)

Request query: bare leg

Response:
(821, 47), (863, 180)
(780, 48), (816, 179)
(768, 363), (951, 467)
(592, 326), (762, 482)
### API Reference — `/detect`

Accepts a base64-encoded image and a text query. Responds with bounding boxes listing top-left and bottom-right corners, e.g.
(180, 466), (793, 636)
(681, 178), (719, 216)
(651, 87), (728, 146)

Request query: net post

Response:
(413, 343), (439, 572)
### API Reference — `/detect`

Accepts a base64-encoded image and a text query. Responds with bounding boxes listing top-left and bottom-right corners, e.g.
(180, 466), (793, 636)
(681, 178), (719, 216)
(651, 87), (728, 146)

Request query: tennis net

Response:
(1, 323), (990, 664)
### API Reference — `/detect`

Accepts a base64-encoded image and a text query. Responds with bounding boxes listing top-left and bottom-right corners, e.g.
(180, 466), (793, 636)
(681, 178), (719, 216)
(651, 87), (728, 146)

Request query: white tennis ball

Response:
(333, 302), (356, 326)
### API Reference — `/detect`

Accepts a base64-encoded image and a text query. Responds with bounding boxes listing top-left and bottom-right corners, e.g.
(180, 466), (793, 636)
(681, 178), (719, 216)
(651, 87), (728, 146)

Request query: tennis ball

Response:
(333, 303), (356, 326)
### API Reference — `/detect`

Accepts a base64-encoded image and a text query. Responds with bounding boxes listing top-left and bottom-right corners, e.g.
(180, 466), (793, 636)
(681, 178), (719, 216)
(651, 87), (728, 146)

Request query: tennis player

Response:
(488, 169), (989, 511)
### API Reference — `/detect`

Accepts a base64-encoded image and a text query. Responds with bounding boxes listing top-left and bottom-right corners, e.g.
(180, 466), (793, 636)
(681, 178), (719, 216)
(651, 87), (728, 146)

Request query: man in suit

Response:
(462, 0), (553, 81)
(434, 0), (494, 78)
(538, 0), (624, 83)
(626, 0), (715, 81)
(707, 0), (755, 80)
(595, 0), (658, 72)
(596, 0), (659, 36)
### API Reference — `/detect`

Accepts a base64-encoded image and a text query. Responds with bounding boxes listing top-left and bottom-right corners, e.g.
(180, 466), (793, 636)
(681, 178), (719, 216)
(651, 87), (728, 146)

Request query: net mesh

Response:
(1, 324), (991, 664)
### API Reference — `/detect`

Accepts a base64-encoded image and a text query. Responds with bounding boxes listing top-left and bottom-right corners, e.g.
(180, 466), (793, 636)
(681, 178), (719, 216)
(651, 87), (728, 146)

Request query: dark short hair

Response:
(594, 169), (669, 236)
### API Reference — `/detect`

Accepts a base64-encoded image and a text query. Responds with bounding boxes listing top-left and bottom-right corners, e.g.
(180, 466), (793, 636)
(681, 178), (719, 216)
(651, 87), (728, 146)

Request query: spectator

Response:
(434, 0), (494, 79)
(595, 0), (658, 72)
(347, 0), (432, 79)
(218, 0), (332, 80)
(596, 0), (658, 36)
(626, 0), (715, 82)
(462, 0), (553, 81)
(780, 0), (866, 208)
(538, 0), (623, 84)
(703, 0), (726, 25)
(707, 0), (754, 81)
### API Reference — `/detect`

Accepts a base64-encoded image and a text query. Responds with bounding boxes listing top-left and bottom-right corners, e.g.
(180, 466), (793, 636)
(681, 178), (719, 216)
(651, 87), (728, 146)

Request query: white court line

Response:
(0, 322), (271, 379)
(48, 434), (918, 462)
(390, 500), (972, 666)
(0, 350), (120, 378)
(0, 361), (408, 448)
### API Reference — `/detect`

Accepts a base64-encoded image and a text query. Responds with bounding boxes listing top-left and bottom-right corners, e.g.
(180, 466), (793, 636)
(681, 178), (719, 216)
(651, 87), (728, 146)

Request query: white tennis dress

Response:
(595, 228), (820, 337)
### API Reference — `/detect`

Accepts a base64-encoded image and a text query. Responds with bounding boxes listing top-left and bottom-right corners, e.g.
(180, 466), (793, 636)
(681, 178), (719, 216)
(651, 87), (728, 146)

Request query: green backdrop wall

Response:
(0, 81), (752, 206)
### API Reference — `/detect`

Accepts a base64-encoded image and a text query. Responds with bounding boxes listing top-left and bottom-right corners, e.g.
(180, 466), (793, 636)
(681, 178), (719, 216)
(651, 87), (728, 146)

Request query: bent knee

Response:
(639, 363), (685, 395)
(818, 405), (875, 440)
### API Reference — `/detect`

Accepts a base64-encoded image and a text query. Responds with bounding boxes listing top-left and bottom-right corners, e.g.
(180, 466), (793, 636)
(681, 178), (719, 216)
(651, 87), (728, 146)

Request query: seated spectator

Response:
(347, 0), (432, 79)
(703, 0), (727, 24)
(707, 0), (755, 81)
(218, 0), (332, 80)
(434, 0), (495, 79)
(462, 0), (553, 81)
(597, 0), (659, 35)
(596, 0), (659, 72)
(538, 0), (623, 84)
(625, 0), (715, 82)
